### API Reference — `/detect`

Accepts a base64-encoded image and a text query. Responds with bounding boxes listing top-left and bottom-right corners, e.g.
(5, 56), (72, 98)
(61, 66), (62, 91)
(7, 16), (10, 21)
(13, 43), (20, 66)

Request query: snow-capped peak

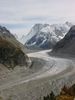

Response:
(19, 22), (72, 49)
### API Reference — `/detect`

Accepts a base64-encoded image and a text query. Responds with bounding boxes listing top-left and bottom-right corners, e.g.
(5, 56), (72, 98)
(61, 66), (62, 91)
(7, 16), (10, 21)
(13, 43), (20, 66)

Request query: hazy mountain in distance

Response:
(52, 25), (75, 56)
(0, 26), (31, 69)
(22, 22), (72, 50)
(14, 33), (19, 39)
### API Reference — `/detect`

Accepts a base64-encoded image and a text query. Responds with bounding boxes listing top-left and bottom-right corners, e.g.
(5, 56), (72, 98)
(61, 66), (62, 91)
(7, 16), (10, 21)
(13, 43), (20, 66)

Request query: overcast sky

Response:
(0, 0), (75, 37)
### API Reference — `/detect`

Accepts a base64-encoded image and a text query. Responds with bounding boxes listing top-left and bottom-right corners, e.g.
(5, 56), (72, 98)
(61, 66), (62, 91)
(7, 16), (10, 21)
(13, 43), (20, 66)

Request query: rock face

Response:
(0, 26), (15, 39)
(52, 25), (75, 56)
(0, 26), (31, 69)
(23, 22), (72, 50)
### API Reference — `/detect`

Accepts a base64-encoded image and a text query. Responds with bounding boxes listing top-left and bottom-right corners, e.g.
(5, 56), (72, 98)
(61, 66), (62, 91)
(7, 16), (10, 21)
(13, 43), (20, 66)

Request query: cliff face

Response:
(0, 26), (31, 69)
(52, 25), (75, 56)
(0, 38), (28, 69)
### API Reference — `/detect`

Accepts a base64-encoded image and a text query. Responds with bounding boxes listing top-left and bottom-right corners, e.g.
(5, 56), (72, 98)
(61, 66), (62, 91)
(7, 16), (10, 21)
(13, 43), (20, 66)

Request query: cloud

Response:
(0, 0), (75, 36)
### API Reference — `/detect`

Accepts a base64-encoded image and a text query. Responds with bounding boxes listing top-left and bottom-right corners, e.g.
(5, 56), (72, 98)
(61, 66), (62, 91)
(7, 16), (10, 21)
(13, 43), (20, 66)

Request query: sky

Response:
(0, 0), (75, 37)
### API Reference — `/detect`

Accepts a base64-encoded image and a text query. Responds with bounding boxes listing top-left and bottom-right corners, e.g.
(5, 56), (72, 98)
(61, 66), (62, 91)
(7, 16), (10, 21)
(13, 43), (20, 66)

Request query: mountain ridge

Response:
(0, 25), (31, 69)
(51, 25), (75, 57)
(21, 22), (72, 49)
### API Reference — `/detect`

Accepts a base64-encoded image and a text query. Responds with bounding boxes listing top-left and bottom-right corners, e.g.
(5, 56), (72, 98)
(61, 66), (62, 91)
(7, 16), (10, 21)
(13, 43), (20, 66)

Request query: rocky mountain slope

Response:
(23, 22), (72, 49)
(0, 26), (31, 69)
(52, 25), (75, 56)
(0, 26), (15, 39)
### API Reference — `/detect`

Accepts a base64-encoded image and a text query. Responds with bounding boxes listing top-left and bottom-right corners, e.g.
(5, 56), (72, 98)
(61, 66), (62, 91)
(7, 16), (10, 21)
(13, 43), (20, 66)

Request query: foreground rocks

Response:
(43, 84), (75, 100)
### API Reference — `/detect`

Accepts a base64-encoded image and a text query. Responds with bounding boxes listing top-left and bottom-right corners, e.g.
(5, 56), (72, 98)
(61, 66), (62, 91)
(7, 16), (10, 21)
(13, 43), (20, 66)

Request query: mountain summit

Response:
(0, 26), (15, 39)
(23, 22), (72, 50)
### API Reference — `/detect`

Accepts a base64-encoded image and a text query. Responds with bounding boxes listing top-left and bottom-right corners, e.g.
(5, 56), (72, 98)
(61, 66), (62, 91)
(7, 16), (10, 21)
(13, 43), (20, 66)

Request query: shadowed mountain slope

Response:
(52, 25), (75, 56)
(0, 26), (31, 69)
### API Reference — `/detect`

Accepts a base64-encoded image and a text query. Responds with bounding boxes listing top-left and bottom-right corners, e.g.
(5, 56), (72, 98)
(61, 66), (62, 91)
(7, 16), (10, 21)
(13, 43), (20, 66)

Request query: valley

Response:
(0, 50), (75, 100)
(0, 0), (75, 99)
